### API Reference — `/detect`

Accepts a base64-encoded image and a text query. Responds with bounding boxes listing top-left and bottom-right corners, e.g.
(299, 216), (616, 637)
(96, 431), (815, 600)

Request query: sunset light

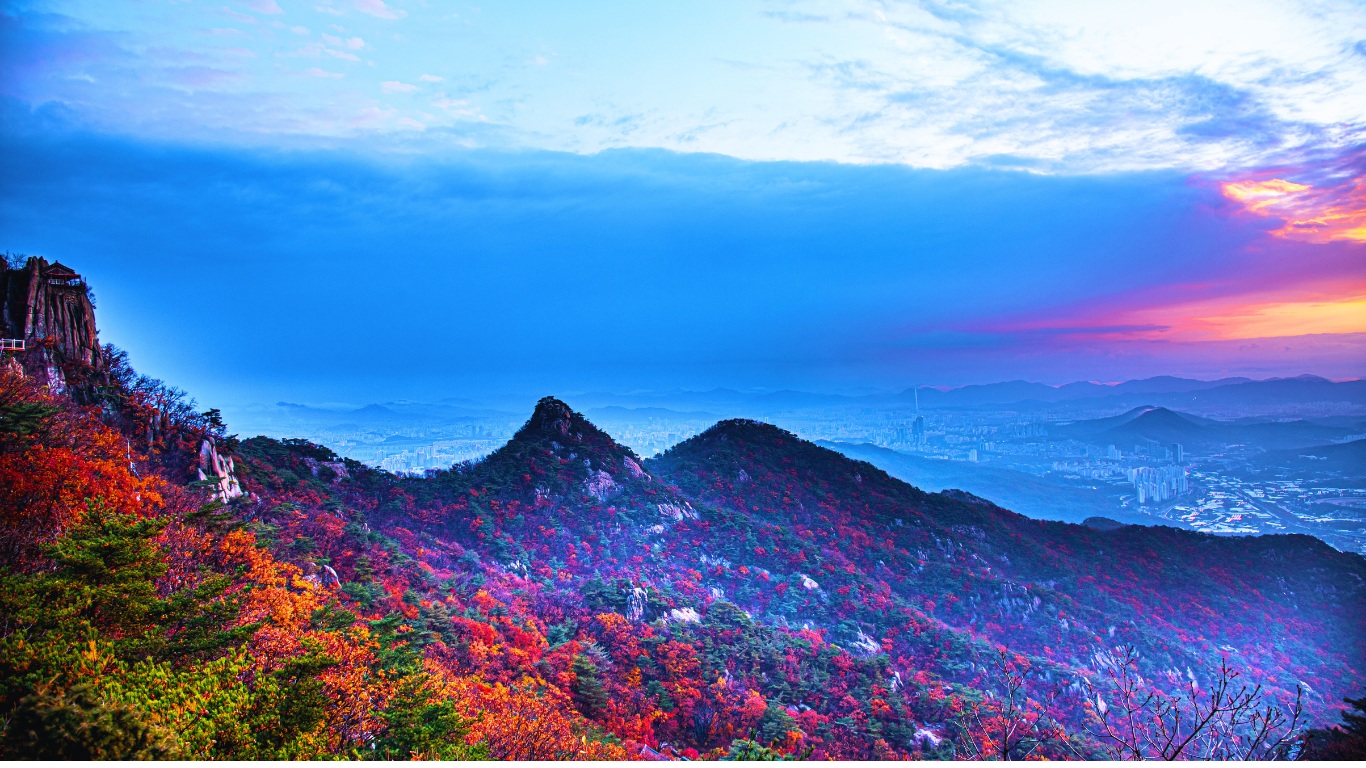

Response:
(1221, 176), (1366, 243)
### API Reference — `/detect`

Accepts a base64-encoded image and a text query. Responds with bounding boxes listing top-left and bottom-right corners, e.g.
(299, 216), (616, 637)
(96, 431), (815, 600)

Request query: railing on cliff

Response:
(0, 339), (25, 352)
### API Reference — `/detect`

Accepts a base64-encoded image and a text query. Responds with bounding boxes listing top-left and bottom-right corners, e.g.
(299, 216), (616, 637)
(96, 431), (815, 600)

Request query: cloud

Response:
(761, 10), (832, 24)
(165, 65), (241, 90)
(321, 33), (364, 50)
(354, 0), (405, 20)
(352, 105), (396, 124)
(220, 8), (258, 23)
(1189, 293), (1366, 339)
(303, 66), (343, 78)
(246, 0), (284, 14)
(381, 80), (417, 93)
(1221, 173), (1366, 243)
(418, 73), (442, 82)
(3, 1), (1364, 177)
(6, 114), (1361, 403)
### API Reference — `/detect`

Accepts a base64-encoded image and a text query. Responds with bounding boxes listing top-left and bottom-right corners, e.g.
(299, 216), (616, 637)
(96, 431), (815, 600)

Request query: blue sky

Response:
(2, 1), (1364, 409)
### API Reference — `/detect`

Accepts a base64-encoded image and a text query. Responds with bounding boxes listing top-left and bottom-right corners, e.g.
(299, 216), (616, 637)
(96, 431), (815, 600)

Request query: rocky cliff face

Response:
(197, 438), (245, 503)
(0, 256), (106, 393)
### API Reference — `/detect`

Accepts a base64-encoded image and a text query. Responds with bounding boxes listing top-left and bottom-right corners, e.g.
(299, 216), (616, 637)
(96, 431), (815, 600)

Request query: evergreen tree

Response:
(374, 674), (488, 760)
(571, 654), (610, 718)
(1301, 695), (1366, 760)
(4, 686), (181, 760)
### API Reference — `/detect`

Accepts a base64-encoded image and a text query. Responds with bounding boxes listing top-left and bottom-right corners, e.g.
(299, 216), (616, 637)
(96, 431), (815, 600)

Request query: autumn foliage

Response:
(2, 363), (1363, 760)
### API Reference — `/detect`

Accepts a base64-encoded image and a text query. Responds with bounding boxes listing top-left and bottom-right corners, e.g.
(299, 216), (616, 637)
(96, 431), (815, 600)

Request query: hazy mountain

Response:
(1057, 406), (1356, 450)
(586, 405), (722, 421)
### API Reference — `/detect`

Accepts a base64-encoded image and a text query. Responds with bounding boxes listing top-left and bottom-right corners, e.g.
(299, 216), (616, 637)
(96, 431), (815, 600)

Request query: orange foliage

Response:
(426, 667), (627, 760)
(0, 370), (164, 567)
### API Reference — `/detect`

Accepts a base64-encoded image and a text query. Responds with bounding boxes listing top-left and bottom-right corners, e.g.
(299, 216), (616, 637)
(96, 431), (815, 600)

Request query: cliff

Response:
(0, 256), (106, 395)
(2, 255), (241, 495)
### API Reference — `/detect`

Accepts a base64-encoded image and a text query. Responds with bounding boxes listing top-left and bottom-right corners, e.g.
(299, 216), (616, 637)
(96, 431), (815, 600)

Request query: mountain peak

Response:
(706, 418), (794, 440)
(521, 396), (582, 438)
(508, 396), (640, 465)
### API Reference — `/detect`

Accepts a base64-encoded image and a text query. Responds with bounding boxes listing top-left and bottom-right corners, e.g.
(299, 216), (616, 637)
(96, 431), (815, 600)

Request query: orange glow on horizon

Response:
(1220, 176), (1366, 243)
(1183, 293), (1366, 340)
(1012, 286), (1366, 343)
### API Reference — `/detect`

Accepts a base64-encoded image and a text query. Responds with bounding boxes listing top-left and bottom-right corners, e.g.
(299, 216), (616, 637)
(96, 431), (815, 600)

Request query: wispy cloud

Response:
(354, 0), (405, 20)
(3, 0), (1364, 175)
(322, 34), (364, 50)
(246, 0), (284, 14)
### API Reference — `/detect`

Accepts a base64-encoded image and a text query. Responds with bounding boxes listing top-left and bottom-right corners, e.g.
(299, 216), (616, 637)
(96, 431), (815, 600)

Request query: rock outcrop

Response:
(197, 438), (245, 503)
(0, 256), (107, 393)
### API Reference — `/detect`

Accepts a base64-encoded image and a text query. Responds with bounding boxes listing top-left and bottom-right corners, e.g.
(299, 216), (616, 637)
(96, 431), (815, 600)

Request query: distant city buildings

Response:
(1129, 465), (1189, 505)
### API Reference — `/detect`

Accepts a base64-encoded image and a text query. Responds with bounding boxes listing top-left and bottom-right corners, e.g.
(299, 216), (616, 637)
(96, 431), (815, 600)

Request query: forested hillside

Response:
(1, 360), (1363, 758)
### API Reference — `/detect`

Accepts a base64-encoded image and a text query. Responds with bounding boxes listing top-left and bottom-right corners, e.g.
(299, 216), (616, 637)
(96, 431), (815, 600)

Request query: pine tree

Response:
(571, 654), (610, 718)
(1302, 695), (1366, 760)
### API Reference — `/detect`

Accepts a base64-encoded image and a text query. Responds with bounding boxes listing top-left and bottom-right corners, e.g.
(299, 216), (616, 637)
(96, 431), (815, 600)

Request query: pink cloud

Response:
(321, 33), (364, 50)
(352, 106), (397, 125)
(247, 0), (284, 14)
(355, 0), (406, 20)
(1222, 176), (1366, 244)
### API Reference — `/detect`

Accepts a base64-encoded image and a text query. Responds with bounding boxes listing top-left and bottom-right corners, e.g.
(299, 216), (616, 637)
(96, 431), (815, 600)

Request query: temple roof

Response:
(42, 262), (82, 280)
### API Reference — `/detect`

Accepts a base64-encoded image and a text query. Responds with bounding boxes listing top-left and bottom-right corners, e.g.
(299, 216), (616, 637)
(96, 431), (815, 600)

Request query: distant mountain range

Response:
(564, 374), (1365, 416)
(903, 374), (1366, 411)
(228, 375), (1366, 436)
(586, 405), (722, 421)
(1056, 406), (1359, 451)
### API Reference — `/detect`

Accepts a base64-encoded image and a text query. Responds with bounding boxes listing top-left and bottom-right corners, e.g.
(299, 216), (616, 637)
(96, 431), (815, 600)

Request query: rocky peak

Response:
(493, 396), (644, 478)
(518, 396), (588, 440)
(514, 397), (625, 453)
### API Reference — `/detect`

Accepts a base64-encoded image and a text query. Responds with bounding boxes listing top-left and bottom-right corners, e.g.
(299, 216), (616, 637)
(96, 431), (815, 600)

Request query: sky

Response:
(1, 0), (1364, 410)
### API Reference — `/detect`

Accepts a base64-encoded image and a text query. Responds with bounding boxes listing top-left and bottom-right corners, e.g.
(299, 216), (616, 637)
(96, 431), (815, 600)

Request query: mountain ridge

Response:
(4, 256), (1364, 759)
